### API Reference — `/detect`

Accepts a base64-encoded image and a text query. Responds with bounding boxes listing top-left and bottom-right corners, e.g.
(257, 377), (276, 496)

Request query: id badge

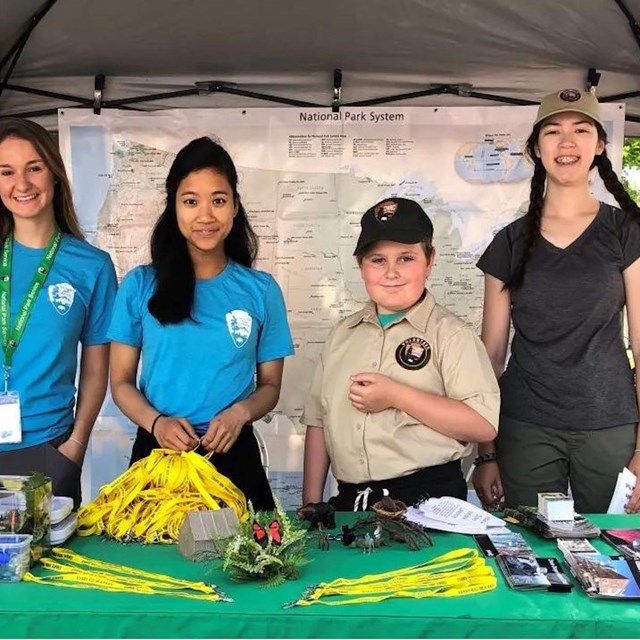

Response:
(0, 391), (21, 444)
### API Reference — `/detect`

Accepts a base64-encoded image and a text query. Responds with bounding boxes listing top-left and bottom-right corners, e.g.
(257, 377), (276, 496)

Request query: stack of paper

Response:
(404, 496), (507, 535)
(607, 467), (637, 514)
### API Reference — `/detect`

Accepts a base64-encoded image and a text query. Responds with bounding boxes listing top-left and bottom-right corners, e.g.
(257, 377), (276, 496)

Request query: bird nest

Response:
(372, 498), (407, 519)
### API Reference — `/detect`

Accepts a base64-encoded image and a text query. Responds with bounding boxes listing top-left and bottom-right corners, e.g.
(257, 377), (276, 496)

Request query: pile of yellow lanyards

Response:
(285, 548), (496, 608)
(77, 449), (248, 543)
(24, 548), (230, 602)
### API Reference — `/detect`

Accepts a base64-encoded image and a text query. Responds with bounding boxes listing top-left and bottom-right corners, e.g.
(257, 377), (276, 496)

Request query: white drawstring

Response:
(354, 487), (373, 511)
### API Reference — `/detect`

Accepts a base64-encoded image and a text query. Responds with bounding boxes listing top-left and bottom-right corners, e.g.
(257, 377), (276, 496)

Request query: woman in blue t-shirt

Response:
(0, 119), (117, 507)
(109, 137), (294, 510)
(473, 90), (640, 514)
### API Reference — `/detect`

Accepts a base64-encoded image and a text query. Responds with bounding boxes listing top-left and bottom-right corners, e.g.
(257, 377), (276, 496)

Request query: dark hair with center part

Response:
(148, 137), (258, 324)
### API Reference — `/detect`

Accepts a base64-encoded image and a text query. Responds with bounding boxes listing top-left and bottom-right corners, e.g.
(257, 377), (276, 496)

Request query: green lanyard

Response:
(0, 229), (62, 386)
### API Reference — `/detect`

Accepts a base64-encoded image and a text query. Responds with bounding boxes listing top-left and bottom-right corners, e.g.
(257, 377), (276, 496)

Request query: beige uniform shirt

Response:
(301, 291), (499, 484)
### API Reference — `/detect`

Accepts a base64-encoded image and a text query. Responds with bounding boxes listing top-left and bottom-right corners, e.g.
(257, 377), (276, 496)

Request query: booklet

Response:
(405, 497), (507, 535)
(562, 550), (640, 599)
(503, 506), (600, 539)
(601, 529), (640, 561)
(607, 467), (637, 514)
(557, 538), (599, 555)
(475, 531), (533, 558)
(496, 555), (572, 592)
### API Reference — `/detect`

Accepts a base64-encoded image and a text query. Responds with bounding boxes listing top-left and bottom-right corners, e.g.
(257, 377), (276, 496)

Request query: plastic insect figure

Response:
(252, 520), (282, 546)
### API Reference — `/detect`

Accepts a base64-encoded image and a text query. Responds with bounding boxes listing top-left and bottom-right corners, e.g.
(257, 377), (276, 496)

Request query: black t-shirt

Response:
(477, 202), (640, 430)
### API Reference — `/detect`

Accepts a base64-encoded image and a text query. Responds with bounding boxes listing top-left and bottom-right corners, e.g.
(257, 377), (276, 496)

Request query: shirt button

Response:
(360, 458), (365, 465)
(372, 361), (378, 367)
(356, 423), (362, 430)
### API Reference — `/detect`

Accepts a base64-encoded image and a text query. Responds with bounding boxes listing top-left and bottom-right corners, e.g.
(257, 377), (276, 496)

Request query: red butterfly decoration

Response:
(252, 519), (282, 546)
(269, 520), (282, 545)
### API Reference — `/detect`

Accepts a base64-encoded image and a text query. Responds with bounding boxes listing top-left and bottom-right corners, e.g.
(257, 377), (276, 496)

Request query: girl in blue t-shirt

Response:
(109, 137), (294, 510)
(0, 119), (117, 507)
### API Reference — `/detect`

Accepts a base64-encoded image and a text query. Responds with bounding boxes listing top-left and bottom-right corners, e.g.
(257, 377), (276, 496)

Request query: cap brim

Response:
(533, 107), (603, 127)
(353, 228), (430, 256)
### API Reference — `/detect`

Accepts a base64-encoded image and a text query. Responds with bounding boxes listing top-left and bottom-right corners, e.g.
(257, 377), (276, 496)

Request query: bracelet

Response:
(150, 413), (166, 437)
(635, 448), (640, 453)
(68, 436), (87, 449)
(473, 452), (497, 466)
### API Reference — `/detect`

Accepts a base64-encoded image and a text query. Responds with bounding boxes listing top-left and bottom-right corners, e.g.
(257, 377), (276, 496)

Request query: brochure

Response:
(474, 531), (533, 558)
(562, 550), (640, 599)
(497, 555), (572, 592)
(601, 529), (640, 561)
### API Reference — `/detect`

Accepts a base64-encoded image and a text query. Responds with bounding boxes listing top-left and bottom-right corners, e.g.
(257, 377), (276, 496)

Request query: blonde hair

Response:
(0, 118), (83, 241)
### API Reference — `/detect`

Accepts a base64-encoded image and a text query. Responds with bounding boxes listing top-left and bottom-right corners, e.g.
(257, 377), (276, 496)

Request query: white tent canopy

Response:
(1, 0), (640, 133)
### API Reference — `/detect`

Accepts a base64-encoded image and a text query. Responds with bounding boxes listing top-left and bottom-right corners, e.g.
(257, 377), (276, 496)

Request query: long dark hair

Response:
(506, 122), (640, 289)
(148, 137), (258, 324)
(0, 118), (83, 242)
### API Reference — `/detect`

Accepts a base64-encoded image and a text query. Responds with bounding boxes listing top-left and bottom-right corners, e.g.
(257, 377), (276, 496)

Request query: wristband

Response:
(150, 413), (166, 437)
(473, 452), (497, 466)
(68, 436), (87, 449)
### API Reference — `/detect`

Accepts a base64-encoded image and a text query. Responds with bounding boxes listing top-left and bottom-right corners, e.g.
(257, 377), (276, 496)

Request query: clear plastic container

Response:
(0, 534), (32, 582)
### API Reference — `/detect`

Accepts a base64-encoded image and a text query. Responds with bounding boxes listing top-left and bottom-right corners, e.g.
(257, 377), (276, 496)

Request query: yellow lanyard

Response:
(24, 548), (230, 602)
(287, 548), (497, 608)
(77, 449), (248, 543)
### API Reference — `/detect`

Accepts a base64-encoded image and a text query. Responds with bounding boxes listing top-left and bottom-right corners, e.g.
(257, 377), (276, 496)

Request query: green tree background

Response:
(622, 137), (640, 203)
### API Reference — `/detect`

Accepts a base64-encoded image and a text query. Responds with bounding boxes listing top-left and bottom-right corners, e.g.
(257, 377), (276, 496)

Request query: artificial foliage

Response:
(213, 499), (308, 587)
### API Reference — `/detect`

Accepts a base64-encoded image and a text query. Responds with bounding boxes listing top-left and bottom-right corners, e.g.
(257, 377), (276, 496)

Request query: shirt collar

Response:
(345, 290), (436, 331)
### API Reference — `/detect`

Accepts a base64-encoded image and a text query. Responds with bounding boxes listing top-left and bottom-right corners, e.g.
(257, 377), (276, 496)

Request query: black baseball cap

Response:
(353, 197), (434, 256)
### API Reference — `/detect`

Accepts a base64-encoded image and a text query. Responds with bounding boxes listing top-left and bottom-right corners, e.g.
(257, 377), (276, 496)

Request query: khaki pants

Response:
(496, 416), (637, 514)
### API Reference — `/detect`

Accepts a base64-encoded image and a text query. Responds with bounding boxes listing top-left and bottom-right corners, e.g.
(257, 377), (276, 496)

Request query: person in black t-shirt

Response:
(473, 89), (640, 514)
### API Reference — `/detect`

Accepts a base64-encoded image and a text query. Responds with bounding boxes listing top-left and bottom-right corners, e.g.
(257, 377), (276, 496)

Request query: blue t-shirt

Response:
(0, 235), (118, 451)
(107, 261), (295, 433)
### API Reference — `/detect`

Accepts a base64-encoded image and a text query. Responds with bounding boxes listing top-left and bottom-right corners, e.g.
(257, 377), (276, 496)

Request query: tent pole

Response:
(601, 90), (640, 102)
(612, 0), (640, 52)
(3, 83), (97, 106)
(344, 85), (450, 107)
(196, 82), (324, 108)
(0, 0), (59, 101)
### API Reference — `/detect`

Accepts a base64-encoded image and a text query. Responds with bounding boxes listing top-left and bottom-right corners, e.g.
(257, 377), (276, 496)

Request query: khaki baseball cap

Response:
(534, 89), (603, 127)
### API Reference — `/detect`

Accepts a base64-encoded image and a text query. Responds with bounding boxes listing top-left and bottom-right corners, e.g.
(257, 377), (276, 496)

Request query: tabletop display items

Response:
(344, 491), (432, 551)
(502, 505), (601, 539)
(561, 547), (640, 599)
(284, 547), (496, 608)
(23, 547), (231, 602)
(600, 529), (640, 561)
(0, 533), (32, 582)
(50, 496), (76, 546)
(0, 474), (51, 563)
(212, 499), (308, 587)
(76, 449), (248, 543)
(474, 530), (572, 592)
(296, 502), (336, 531)
(178, 508), (240, 562)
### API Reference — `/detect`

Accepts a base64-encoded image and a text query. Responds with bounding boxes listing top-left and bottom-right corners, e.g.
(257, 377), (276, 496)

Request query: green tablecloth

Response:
(2, 513), (640, 638)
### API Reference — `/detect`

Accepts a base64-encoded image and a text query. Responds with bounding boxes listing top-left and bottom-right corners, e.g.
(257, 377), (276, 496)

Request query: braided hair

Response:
(506, 123), (640, 290)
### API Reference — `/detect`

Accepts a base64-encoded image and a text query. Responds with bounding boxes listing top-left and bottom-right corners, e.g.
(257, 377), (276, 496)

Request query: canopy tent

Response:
(1, 0), (640, 133)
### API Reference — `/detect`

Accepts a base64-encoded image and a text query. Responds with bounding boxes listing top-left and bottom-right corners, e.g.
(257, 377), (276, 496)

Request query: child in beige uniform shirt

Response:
(302, 197), (500, 510)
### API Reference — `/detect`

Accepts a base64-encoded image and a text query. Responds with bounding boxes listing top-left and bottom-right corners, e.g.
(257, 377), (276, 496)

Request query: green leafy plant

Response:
(213, 499), (308, 587)
(622, 137), (640, 204)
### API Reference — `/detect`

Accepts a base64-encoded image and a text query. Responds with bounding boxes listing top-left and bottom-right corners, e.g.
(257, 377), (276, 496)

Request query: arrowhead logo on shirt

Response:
(48, 283), (76, 316)
(225, 310), (252, 348)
